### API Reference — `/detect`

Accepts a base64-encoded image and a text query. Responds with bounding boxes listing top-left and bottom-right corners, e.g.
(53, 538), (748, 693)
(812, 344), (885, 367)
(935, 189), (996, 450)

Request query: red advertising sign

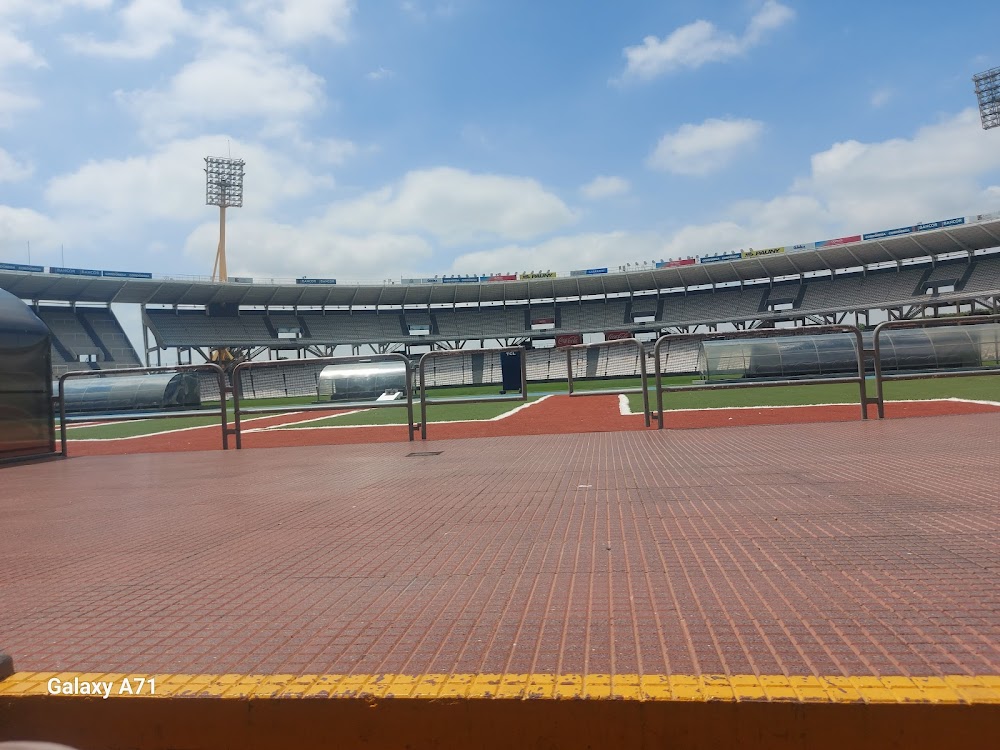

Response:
(532, 317), (555, 325)
(555, 334), (583, 348)
(487, 274), (517, 281)
(605, 330), (631, 341)
(667, 258), (696, 267)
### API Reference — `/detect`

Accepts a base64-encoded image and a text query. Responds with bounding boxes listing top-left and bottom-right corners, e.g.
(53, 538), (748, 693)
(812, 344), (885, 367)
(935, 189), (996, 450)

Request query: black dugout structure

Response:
(0, 288), (56, 462)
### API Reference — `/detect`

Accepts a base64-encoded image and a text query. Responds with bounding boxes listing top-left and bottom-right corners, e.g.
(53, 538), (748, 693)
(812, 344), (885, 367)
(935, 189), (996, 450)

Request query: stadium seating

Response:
(37, 305), (142, 374)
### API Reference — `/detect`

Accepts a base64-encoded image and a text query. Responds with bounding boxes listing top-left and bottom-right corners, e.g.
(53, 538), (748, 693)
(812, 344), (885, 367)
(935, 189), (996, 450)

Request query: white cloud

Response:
(120, 47), (326, 139)
(325, 167), (576, 245)
(65, 0), (192, 59)
(367, 66), (395, 81)
(0, 89), (39, 127)
(870, 87), (892, 108)
(244, 0), (354, 44)
(44, 136), (333, 236)
(580, 175), (630, 200)
(647, 117), (763, 176)
(0, 148), (33, 182)
(0, 28), (46, 70)
(0, 206), (61, 259)
(622, 1), (794, 80)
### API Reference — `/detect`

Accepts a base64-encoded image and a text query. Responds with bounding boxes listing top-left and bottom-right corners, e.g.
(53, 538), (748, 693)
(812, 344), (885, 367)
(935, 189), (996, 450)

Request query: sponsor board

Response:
(227, 276), (254, 283)
(520, 271), (557, 279)
(968, 211), (1000, 223)
(785, 243), (816, 253)
(101, 270), (154, 279)
(401, 277), (435, 284)
(814, 235), (861, 248)
(699, 251), (742, 264)
(741, 247), (784, 259)
(48, 266), (102, 277)
(532, 317), (555, 325)
(862, 226), (914, 241)
(0, 262), (44, 273)
(555, 334), (583, 347)
(656, 258), (696, 268)
(441, 275), (480, 283)
(295, 277), (337, 285)
(605, 330), (631, 341)
(483, 274), (518, 281)
(916, 217), (964, 231)
(570, 267), (609, 276)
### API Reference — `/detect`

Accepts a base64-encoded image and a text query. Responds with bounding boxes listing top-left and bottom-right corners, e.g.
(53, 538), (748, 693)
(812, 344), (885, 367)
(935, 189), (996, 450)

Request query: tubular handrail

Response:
(58, 363), (228, 457)
(563, 338), (651, 427)
(871, 314), (1000, 419)
(651, 324), (869, 429)
(417, 347), (527, 440)
(230, 353), (414, 448)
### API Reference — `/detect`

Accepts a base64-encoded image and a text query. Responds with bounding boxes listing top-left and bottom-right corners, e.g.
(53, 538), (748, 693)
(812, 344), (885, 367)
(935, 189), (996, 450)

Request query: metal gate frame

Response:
(230, 353), (414, 448)
(58, 363), (228, 457)
(417, 346), (527, 440)
(564, 338), (651, 427)
(871, 314), (1000, 419)
(652, 325), (870, 429)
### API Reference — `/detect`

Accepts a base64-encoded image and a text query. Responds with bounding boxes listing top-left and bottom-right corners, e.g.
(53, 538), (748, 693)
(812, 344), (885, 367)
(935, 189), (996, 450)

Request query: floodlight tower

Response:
(973, 66), (1000, 130)
(204, 156), (245, 282)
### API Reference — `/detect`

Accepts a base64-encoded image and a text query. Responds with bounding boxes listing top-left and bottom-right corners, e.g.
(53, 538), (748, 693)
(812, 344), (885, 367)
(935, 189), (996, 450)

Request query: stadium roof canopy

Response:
(2, 218), (999, 308)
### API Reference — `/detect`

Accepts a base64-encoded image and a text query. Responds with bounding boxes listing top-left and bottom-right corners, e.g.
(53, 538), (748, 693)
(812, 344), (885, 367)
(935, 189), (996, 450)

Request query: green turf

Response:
(66, 412), (271, 440)
(276, 397), (539, 428)
(626, 375), (999, 413)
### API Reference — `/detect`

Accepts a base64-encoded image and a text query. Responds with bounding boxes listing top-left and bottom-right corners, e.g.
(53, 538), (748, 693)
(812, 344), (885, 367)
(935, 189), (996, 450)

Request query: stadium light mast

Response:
(973, 66), (1000, 130)
(204, 155), (245, 282)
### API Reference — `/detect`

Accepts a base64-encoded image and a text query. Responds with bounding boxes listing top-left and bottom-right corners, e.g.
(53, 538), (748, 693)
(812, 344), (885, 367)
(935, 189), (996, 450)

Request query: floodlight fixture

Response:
(973, 66), (1000, 130)
(204, 155), (245, 282)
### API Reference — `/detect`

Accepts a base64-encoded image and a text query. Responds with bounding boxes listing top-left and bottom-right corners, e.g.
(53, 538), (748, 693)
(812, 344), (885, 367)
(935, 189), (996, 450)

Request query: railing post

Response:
(654, 338), (665, 430)
(637, 340), (651, 427)
(566, 347), (574, 395)
(59, 374), (68, 456)
(231, 362), (245, 449)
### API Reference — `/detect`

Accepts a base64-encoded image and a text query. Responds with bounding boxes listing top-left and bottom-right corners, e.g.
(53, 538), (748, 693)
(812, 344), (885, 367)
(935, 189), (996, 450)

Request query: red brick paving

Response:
(2, 413), (998, 679)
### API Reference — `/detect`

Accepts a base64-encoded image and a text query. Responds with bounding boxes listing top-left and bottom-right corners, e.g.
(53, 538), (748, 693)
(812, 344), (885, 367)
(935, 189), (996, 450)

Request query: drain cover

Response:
(406, 451), (443, 457)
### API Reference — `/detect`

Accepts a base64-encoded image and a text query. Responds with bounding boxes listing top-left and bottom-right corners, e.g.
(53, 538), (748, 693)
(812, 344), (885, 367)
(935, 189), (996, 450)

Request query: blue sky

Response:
(1, 0), (999, 284)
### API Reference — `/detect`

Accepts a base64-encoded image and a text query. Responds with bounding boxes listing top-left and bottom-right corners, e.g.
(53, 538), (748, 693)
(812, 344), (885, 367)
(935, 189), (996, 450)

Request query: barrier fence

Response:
(872, 314), (1000, 418)
(58, 363), (228, 457)
(230, 353), (414, 448)
(564, 338), (651, 427)
(652, 325), (870, 429)
(417, 347), (527, 440)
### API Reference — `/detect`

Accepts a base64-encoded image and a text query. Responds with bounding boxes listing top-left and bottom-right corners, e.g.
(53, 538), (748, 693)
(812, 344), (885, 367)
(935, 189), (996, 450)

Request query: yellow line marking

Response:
(2, 672), (998, 703)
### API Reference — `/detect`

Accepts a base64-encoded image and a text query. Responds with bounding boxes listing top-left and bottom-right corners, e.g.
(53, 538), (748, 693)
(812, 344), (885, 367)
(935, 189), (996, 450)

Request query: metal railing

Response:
(652, 325), (870, 429)
(417, 347), (527, 440)
(564, 338), (651, 427)
(58, 363), (228, 457)
(872, 314), (1000, 418)
(230, 353), (414, 448)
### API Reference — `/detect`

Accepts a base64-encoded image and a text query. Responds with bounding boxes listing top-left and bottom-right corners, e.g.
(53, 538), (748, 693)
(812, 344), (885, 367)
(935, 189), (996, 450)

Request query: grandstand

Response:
(1, 213), (999, 378)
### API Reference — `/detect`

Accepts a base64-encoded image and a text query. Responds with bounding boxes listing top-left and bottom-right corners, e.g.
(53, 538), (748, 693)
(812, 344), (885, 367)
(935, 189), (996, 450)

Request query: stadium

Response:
(2, 6), (1000, 748)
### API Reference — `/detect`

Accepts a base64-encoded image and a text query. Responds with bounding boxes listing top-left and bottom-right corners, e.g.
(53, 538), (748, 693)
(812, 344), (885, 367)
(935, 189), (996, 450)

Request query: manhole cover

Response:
(406, 451), (443, 457)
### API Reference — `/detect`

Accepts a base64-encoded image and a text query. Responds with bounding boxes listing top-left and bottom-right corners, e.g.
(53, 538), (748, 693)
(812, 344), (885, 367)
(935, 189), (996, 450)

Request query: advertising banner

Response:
(48, 266), (102, 277)
(483, 274), (517, 281)
(555, 334), (583, 347)
(916, 217), (964, 232)
(295, 278), (337, 285)
(520, 271), (557, 279)
(741, 247), (785, 259)
(101, 270), (154, 279)
(401, 277), (435, 284)
(814, 235), (861, 248)
(228, 276), (253, 283)
(656, 258), (696, 268)
(570, 267), (609, 276)
(785, 242), (816, 253)
(0, 262), (44, 273)
(699, 252), (742, 264)
(605, 330), (631, 341)
(862, 226), (913, 241)
(968, 211), (1000, 223)
(531, 317), (555, 325)
(441, 275), (480, 283)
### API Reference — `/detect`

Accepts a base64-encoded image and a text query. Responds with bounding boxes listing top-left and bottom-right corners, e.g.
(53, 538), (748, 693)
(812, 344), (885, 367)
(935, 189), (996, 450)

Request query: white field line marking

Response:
(69, 413), (289, 442)
(259, 395), (553, 431)
(245, 408), (371, 433)
(624, 397), (997, 415)
(618, 394), (632, 416)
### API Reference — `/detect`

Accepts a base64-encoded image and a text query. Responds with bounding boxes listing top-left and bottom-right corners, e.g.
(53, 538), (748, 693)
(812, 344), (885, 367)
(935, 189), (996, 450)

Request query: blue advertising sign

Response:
(441, 275), (480, 283)
(862, 226), (914, 241)
(295, 277), (337, 285)
(916, 217), (965, 232)
(570, 267), (609, 276)
(48, 266), (102, 277)
(699, 252), (742, 264)
(102, 270), (153, 279)
(0, 262), (44, 273)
